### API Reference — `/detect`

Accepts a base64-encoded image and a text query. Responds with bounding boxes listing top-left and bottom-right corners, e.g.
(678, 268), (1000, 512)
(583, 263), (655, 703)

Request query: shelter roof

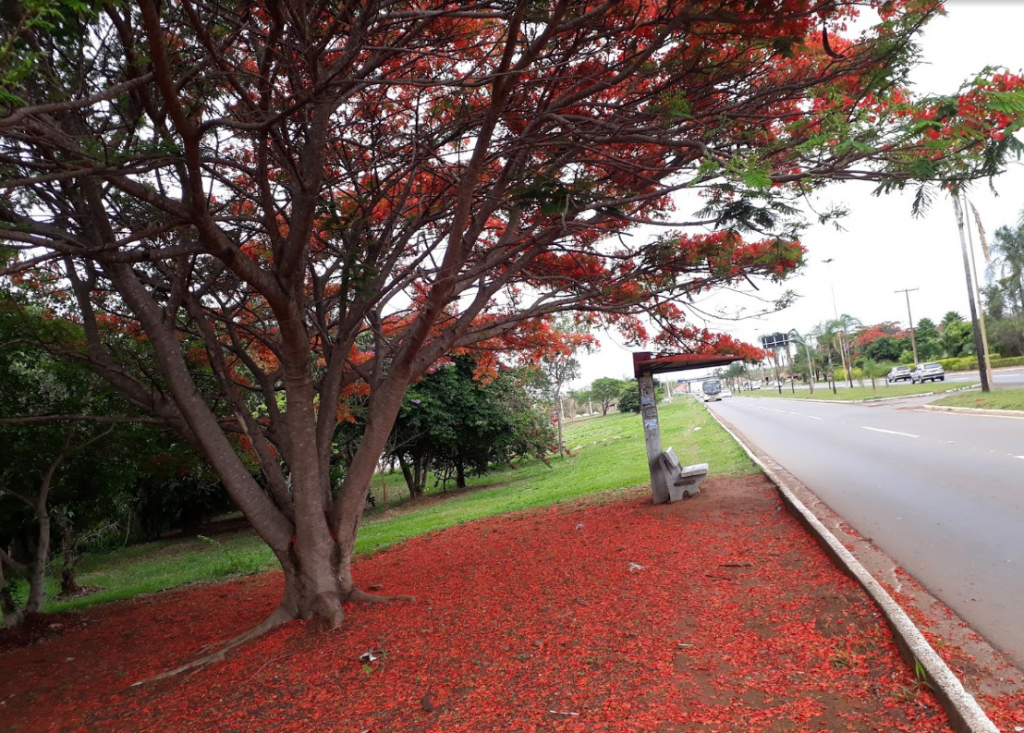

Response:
(632, 351), (745, 378)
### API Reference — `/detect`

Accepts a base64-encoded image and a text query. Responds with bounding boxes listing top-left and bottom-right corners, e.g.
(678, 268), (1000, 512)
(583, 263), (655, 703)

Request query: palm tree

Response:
(809, 321), (841, 393)
(940, 311), (965, 329)
(989, 224), (1024, 316)
(828, 313), (862, 387)
(788, 329), (817, 393)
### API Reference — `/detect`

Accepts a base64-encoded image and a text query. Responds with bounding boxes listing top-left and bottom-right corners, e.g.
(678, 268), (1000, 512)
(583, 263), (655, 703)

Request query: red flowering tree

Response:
(2, 0), (1023, 658)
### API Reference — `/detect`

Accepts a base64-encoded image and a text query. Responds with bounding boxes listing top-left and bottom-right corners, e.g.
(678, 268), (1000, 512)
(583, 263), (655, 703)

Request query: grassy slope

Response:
(740, 381), (977, 402)
(43, 398), (754, 612)
(931, 387), (1024, 411)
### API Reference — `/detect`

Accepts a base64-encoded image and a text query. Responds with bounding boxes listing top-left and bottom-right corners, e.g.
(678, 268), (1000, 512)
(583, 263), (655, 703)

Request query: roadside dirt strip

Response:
(707, 408), (1024, 733)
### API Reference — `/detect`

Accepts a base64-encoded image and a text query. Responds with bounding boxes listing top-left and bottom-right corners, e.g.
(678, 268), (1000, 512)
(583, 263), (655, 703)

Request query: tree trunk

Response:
(59, 538), (79, 597)
(456, 461), (466, 489)
(25, 512), (50, 614)
(398, 454), (416, 495)
(0, 560), (23, 627)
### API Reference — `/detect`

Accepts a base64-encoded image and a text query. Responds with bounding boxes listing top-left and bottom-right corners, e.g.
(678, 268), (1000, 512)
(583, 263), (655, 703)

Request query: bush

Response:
(617, 384), (641, 413)
(933, 354), (1022, 371)
(993, 356), (1024, 368)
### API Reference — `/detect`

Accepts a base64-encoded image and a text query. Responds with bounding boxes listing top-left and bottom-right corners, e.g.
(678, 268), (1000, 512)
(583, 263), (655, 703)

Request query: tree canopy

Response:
(2, 0), (1024, 656)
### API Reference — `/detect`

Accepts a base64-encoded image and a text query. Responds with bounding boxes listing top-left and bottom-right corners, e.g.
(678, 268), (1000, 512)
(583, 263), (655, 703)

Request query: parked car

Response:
(886, 365), (912, 384)
(911, 362), (945, 384)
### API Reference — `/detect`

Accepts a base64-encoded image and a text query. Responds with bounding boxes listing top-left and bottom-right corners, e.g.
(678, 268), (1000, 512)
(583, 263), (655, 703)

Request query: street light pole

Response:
(895, 287), (919, 364)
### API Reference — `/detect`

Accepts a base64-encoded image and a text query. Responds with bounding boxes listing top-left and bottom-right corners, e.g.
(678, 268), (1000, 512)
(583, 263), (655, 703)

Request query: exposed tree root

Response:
(347, 587), (416, 604)
(131, 605), (293, 687)
(131, 587), (414, 686)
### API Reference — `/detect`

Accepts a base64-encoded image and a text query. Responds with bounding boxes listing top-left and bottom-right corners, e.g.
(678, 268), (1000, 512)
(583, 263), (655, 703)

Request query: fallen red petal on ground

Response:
(2, 476), (1000, 733)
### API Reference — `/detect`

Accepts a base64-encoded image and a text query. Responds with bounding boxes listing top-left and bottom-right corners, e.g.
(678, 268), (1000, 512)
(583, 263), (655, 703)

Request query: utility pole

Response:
(895, 287), (919, 364)
(963, 198), (995, 389)
(952, 196), (991, 393)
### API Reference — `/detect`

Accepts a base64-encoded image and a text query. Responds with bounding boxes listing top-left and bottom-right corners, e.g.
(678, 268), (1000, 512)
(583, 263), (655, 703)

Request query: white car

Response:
(720, 389), (732, 398)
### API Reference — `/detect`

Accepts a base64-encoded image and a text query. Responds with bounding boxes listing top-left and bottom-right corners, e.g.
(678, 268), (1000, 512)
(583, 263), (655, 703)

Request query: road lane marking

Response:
(1017, 456), (1024, 461)
(862, 427), (919, 438)
(769, 408), (823, 420)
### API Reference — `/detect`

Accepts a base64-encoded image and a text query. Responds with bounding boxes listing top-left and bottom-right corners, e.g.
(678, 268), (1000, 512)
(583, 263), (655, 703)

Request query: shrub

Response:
(617, 387), (641, 413)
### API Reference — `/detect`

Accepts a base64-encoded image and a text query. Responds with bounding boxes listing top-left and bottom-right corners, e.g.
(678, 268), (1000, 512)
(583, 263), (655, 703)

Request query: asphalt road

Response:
(756, 365), (1024, 393)
(708, 393), (1024, 668)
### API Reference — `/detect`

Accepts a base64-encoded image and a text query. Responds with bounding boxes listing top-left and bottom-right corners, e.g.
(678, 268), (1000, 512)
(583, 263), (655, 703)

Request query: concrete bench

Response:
(659, 447), (708, 501)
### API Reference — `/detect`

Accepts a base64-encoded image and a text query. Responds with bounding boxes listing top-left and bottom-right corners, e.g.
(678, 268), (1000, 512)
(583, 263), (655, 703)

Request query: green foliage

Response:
(344, 356), (557, 496)
(941, 320), (975, 358)
(940, 311), (965, 328)
(989, 224), (1024, 316)
(988, 319), (1024, 358)
(937, 354), (1024, 371)
(132, 469), (233, 541)
(589, 377), (629, 415)
(915, 317), (939, 341)
(864, 336), (903, 363)
(616, 382), (641, 413)
(40, 398), (757, 612)
(195, 535), (265, 578)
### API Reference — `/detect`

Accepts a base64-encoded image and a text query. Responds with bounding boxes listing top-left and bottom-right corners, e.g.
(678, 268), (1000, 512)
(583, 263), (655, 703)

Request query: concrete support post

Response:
(639, 372), (669, 504)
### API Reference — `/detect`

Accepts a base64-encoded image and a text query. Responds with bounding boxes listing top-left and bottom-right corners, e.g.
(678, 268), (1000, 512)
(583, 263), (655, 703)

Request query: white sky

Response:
(575, 0), (1024, 386)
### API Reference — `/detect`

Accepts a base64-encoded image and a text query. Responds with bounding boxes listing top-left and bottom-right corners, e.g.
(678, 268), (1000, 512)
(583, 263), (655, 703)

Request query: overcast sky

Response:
(574, 0), (1024, 386)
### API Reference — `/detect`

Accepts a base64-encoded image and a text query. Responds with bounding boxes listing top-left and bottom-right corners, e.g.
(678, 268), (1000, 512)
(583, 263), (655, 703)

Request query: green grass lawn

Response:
(40, 398), (753, 613)
(738, 380), (978, 402)
(931, 387), (1024, 411)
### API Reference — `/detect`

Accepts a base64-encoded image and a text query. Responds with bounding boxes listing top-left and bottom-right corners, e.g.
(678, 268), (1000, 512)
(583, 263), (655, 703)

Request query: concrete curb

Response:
(924, 404), (1024, 418)
(706, 409), (999, 733)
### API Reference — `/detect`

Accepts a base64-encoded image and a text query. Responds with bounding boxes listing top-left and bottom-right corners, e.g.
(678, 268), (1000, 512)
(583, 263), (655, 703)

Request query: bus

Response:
(701, 379), (723, 402)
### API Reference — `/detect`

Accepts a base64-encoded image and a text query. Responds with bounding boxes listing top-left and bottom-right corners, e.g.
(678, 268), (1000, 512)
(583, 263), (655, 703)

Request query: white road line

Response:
(1017, 456), (1024, 461)
(862, 426), (919, 438)
(772, 408), (823, 420)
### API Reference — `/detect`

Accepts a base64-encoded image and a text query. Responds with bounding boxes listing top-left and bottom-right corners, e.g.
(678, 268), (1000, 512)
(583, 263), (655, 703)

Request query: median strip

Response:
(862, 426), (919, 438)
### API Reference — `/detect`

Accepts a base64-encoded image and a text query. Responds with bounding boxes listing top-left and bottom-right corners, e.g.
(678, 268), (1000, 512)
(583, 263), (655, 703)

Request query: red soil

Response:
(0, 475), (992, 733)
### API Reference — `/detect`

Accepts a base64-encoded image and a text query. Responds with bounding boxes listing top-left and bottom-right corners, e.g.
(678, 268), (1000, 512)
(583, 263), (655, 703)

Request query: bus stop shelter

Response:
(632, 351), (745, 503)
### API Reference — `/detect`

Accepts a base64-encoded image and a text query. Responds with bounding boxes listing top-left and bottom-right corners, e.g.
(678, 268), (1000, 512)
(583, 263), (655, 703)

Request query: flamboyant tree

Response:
(2, 0), (1024, 661)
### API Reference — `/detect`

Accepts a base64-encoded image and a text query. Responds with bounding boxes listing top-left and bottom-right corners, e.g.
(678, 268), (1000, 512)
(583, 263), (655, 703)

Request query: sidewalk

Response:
(5, 473), (1022, 733)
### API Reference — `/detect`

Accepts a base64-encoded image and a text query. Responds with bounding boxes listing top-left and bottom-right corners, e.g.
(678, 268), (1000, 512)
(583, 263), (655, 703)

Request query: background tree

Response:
(988, 317), (1024, 357)
(568, 388), (593, 418)
(0, 299), (153, 622)
(858, 357), (891, 395)
(388, 357), (554, 495)
(912, 317), (944, 360)
(4, 0), (1024, 658)
(863, 335), (904, 363)
(537, 320), (595, 456)
(941, 311), (966, 329)
(616, 381), (642, 414)
(942, 320), (976, 358)
(915, 317), (939, 341)
(989, 224), (1024, 316)
(590, 378), (628, 417)
(721, 361), (752, 391)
